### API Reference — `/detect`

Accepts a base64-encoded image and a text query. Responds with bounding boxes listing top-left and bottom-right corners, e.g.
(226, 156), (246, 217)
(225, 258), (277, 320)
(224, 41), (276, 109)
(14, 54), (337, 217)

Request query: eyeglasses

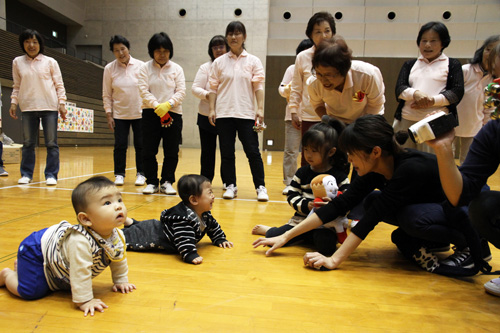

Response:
(313, 70), (341, 81)
(211, 45), (226, 51)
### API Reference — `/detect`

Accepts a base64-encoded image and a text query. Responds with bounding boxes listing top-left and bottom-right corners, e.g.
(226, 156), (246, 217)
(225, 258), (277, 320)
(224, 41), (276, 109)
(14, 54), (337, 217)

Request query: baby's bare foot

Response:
(251, 225), (270, 236)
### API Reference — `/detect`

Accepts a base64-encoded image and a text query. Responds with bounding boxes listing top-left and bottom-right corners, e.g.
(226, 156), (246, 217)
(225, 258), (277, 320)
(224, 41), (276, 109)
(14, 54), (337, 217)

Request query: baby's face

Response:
(83, 186), (127, 237)
(196, 182), (215, 213)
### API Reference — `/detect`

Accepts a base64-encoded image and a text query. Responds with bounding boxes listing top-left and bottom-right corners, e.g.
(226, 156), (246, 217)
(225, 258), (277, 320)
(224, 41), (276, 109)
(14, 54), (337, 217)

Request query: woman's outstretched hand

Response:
(252, 235), (287, 256)
(303, 252), (337, 270)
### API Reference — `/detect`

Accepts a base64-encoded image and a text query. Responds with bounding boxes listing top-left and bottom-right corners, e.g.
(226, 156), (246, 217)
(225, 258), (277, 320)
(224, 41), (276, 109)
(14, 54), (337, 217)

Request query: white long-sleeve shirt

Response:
(11, 54), (66, 111)
(138, 59), (186, 114)
(102, 56), (144, 119)
(191, 61), (212, 116)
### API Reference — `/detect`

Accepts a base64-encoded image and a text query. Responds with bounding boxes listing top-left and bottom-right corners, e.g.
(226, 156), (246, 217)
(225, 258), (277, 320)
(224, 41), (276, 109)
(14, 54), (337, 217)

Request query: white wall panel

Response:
(269, 6), (314, 23)
(446, 22), (479, 40)
(314, 6), (365, 23)
(476, 4), (500, 22)
(365, 23), (420, 40)
(365, 0), (418, 5)
(445, 40), (478, 58)
(418, 5), (477, 23)
(365, 40), (418, 57)
(476, 22), (500, 40)
(364, 6), (419, 23)
(336, 23), (365, 40)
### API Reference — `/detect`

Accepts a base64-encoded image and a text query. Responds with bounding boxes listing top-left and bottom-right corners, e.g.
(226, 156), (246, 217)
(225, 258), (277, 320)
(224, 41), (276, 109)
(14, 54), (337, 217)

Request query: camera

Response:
(408, 111), (458, 144)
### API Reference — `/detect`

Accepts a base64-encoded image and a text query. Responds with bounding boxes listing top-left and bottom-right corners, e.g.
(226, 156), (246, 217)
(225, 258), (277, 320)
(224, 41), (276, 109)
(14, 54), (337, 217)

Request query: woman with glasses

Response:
(393, 21), (464, 153)
(191, 35), (228, 183)
(208, 21), (268, 201)
(308, 37), (385, 124)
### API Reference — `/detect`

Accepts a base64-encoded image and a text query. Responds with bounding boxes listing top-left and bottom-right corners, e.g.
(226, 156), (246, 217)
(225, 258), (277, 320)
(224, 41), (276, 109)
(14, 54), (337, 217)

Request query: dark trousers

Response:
(300, 120), (320, 167)
(141, 109), (183, 186)
(0, 141), (3, 167)
(216, 118), (265, 188)
(266, 224), (337, 256)
(113, 118), (144, 176)
(469, 190), (500, 249)
(365, 191), (467, 248)
(198, 114), (223, 182)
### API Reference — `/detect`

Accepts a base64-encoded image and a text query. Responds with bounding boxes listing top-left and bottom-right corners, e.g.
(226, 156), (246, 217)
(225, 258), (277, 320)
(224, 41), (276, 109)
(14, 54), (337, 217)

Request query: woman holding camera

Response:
(394, 21), (464, 153)
(253, 114), (481, 276)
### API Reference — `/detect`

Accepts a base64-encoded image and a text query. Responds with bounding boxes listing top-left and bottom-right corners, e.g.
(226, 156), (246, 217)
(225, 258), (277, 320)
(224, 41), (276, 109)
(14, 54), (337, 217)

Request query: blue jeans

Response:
(21, 111), (59, 180)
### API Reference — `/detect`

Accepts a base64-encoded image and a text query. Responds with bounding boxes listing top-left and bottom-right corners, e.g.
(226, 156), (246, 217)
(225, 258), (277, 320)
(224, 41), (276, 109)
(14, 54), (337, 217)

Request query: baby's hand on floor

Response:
(192, 256), (203, 265)
(219, 241), (234, 249)
(113, 282), (136, 293)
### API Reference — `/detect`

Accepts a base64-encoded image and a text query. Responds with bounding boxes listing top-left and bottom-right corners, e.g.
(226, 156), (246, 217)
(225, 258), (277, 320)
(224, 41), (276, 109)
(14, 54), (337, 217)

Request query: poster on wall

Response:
(57, 102), (94, 133)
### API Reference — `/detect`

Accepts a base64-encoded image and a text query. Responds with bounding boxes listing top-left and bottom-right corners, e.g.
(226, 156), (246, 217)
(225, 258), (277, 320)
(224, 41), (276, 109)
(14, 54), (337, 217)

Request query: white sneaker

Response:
(160, 182), (177, 195)
(142, 184), (159, 194)
(46, 177), (57, 186)
(223, 184), (237, 199)
(115, 175), (124, 186)
(282, 185), (292, 195)
(256, 185), (269, 202)
(18, 176), (32, 184)
(135, 174), (146, 186)
(485, 277), (500, 297)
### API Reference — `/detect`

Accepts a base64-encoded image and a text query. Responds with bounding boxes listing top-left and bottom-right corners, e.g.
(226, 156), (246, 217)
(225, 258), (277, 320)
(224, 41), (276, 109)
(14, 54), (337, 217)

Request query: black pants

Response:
(113, 118), (144, 176)
(141, 109), (183, 186)
(198, 114), (223, 182)
(266, 224), (338, 256)
(469, 190), (500, 249)
(216, 118), (264, 188)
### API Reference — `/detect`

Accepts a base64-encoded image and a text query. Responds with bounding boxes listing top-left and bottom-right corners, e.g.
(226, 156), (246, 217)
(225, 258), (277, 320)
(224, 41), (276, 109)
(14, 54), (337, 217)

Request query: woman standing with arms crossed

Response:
(10, 29), (67, 186)
(103, 35), (145, 186)
(191, 35), (228, 183)
(208, 21), (268, 201)
(289, 11), (336, 166)
(138, 32), (186, 195)
(394, 21), (464, 153)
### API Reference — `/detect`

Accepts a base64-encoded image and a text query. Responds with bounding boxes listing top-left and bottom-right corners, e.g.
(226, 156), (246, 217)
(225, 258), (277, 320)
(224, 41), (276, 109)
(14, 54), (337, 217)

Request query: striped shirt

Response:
(161, 202), (227, 263)
(40, 221), (128, 303)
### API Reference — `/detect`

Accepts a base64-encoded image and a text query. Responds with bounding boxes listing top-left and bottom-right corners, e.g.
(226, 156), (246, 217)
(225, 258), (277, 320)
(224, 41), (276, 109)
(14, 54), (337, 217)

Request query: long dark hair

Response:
(471, 35), (500, 67)
(303, 116), (348, 173)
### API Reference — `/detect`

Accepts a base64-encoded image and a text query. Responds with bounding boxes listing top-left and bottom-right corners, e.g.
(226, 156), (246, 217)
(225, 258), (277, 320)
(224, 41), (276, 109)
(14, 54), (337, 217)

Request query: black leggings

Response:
(265, 224), (338, 256)
(469, 190), (500, 249)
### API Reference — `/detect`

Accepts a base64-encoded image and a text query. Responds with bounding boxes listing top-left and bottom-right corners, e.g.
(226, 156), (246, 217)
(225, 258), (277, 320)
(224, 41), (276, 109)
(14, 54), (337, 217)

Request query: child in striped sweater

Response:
(123, 174), (233, 264)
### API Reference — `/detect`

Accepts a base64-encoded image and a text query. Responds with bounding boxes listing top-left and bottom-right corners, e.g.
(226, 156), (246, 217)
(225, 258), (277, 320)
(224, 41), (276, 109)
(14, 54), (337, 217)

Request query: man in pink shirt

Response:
(10, 29), (67, 186)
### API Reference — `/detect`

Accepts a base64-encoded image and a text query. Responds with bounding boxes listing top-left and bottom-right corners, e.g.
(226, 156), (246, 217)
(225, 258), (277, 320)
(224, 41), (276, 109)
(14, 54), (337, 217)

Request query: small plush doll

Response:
(485, 77), (500, 120)
(309, 174), (349, 243)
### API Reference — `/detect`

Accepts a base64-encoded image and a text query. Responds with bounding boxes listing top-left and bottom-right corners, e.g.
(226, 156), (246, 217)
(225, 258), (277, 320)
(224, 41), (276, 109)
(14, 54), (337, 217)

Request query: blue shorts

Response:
(17, 228), (51, 300)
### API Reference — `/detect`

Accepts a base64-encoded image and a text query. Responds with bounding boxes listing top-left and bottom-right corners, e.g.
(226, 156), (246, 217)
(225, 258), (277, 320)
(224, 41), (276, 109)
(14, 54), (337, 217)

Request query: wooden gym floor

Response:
(0, 146), (500, 332)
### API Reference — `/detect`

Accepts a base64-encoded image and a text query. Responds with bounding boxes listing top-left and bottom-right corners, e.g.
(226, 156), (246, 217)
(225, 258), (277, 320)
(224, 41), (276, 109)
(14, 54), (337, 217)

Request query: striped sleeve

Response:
(204, 212), (227, 246)
(287, 170), (314, 216)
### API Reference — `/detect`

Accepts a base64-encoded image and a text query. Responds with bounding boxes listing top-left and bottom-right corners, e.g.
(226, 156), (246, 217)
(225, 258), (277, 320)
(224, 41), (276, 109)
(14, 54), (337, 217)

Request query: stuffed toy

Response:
(309, 174), (348, 243)
(485, 77), (500, 120)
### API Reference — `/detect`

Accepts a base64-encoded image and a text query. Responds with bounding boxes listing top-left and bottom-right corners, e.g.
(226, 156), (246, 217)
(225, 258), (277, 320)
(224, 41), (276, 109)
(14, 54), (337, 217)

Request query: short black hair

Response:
(312, 37), (352, 77)
(109, 35), (130, 52)
(19, 29), (44, 54)
(305, 12), (336, 40)
(71, 176), (116, 215)
(296, 39), (314, 56)
(225, 21), (246, 49)
(417, 21), (451, 50)
(471, 35), (500, 66)
(147, 32), (174, 59)
(208, 35), (228, 61)
(178, 174), (211, 205)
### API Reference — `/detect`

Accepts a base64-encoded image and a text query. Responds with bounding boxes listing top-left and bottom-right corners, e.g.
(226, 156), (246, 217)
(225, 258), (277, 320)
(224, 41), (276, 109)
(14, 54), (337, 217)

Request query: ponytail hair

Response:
(339, 115), (405, 156)
(303, 115), (349, 174)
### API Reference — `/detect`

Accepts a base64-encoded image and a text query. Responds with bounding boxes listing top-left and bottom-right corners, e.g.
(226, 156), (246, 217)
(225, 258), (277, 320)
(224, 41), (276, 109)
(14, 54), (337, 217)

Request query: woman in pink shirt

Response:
(191, 35), (228, 183)
(103, 35), (145, 186)
(208, 21), (268, 201)
(393, 22), (464, 153)
(138, 32), (186, 195)
(10, 29), (67, 186)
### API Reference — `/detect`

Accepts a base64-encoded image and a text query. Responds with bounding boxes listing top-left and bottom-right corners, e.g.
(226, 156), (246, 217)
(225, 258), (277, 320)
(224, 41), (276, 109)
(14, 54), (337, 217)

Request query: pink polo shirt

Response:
(278, 64), (294, 121)
(102, 56), (144, 119)
(209, 49), (265, 120)
(11, 54), (66, 111)
(455, 63), (493, 137)
(138, 59), (186, 115)
(288, 46), (320, 122)
(399, 53), (450, 121)
(308, 60), (385, 124)
(191, 61), (212, 117)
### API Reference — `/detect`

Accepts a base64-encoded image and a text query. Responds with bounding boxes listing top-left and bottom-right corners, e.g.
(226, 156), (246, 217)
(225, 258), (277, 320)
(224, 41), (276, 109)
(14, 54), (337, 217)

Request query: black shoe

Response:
(441, 239), (492, 269)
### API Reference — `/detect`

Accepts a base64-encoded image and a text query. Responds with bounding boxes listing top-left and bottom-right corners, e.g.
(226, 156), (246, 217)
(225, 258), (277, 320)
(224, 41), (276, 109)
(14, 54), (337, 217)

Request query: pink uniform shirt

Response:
(138, 59), (186, 115)
(11, 54), (66, 111)
(399, 54), (450, 121)
(278, 64), (294, 121)
(308, 60), (385, 124)
(191, 61), (212, 117)
(209, 50), (265, 120)
(288, 46), (320, 122)
(102, 56), (144, 119)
